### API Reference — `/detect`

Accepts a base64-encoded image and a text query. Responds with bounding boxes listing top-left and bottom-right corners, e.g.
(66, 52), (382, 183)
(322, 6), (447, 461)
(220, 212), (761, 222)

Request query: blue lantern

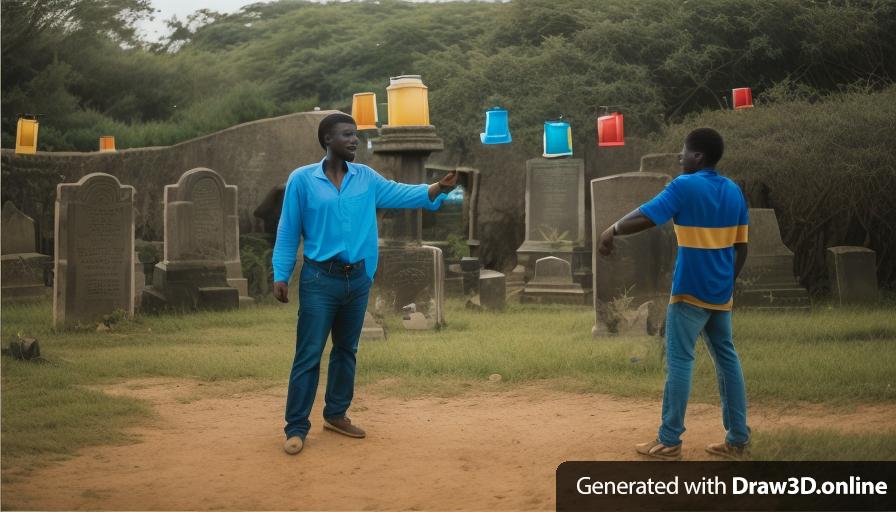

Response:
(543, 120), (572, 158)
(480, 107), (512, 144)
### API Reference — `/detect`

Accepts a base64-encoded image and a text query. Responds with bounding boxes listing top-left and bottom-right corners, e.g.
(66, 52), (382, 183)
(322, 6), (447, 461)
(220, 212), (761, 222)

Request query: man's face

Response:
(679, 144), (703, 173)
(326, 122), (359, 161)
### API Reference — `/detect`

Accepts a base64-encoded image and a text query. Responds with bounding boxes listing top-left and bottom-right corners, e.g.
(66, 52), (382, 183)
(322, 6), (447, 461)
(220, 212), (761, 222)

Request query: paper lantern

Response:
(351, 92), (378, 130)
(386, 75), (430, 126)
(480, 107), (512, 145)
(543, 120), (572, 158)
(99, 135), (116, 152)
(15, 117), (38, 155)
(597, 112), (624, 147)
(732, 87), (753, 109)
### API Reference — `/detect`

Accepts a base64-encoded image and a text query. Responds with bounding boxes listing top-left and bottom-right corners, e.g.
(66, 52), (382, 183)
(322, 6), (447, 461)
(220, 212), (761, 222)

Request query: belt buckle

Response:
(342, 264), (353, 273)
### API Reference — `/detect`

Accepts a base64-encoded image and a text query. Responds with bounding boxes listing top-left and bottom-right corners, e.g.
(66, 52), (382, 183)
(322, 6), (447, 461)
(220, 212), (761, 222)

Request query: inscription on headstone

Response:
(54, 173), (134, 328)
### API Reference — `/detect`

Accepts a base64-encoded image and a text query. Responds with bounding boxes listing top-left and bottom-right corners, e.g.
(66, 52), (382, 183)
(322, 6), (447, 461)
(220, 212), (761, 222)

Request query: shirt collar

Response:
(313, 158), (358, 180)
(696, 168), (718, 175)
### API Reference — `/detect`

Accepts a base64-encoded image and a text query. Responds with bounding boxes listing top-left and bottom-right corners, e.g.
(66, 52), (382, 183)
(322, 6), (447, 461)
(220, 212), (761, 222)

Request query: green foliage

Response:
(239, 233), (275, 298)
(2, 0), (894, 152)
(650, 86), (896, 291)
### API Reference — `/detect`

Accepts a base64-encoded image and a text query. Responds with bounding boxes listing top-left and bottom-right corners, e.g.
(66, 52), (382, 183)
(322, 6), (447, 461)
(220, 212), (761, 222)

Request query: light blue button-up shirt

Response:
(272, 158), (445, 282)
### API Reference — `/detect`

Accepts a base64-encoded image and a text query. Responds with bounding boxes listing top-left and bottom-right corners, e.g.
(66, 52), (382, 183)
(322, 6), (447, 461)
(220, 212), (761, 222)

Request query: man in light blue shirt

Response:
(273, 113), (457, 455)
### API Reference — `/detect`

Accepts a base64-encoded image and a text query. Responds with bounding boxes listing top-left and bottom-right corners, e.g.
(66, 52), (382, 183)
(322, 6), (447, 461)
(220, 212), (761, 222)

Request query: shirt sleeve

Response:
(272, 172), (303, 283)
(372, 168), (445, 211)
(638, 179), (682, 226)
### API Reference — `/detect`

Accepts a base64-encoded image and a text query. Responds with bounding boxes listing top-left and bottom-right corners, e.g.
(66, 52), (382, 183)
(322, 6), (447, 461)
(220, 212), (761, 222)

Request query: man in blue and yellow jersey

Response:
(597, 127), (750, 461)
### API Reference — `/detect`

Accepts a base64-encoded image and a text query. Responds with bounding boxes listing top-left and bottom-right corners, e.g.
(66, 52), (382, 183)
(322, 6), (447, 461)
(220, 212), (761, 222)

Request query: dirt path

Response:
(3, 379), (894, 511)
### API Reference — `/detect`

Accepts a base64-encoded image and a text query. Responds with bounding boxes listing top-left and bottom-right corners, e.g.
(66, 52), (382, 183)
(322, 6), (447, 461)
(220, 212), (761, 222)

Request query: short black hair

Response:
(685, 128), (724, 167)
(317, 113), (356, 150)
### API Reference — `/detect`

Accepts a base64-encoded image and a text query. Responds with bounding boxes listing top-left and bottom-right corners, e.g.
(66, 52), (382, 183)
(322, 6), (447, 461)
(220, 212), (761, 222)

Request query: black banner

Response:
(557, 461), (895, 511)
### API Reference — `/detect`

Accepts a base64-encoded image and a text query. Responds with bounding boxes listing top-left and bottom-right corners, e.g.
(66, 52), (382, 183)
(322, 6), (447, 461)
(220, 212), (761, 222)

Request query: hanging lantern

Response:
(386, 75), (430, 126)
(15, 116), (39, 155)
(732, 87), (753, 109)
(543, 120), (572, 158)
(480, 107), (512, 144)
(99, 135), (116, 152)
(351, 92), (378, 130)
(597, 112), (625, 147)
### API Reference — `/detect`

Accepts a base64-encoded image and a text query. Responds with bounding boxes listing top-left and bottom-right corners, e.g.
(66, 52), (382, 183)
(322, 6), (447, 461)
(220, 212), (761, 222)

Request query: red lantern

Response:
(597, 112), (624, 147)
(732, 87), (753, 109)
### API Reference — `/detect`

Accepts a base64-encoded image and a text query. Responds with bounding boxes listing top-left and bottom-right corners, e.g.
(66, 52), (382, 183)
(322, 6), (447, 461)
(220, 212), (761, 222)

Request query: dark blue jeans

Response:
(284, 261), (371, 440)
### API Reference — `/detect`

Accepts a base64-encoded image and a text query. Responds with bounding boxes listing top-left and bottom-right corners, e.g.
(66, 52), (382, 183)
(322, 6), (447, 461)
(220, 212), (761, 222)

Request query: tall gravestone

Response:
(591, 172), (675, 336)
(53, 174), (135, 328)
(735, 208), (810, 311)
(515, 158), (590, 295)
(141, 168), (242, 312)
(826, 246), (878, 306)
(1, 201), (51, 301)
(370, 125), (446, 331)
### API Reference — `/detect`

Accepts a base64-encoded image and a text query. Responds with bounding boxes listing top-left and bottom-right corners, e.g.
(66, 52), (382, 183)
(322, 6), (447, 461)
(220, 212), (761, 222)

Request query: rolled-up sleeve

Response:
(272, 172), (303, 282)
(373, 170), (445, 211)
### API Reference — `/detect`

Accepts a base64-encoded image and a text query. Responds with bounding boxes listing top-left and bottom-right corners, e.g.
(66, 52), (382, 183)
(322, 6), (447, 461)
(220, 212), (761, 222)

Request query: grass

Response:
(1, 298), (894, 467)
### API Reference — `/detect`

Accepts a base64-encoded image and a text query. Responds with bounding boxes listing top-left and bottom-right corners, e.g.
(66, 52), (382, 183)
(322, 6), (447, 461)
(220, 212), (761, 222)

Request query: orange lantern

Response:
(351, 92), (378, 130)
(386, 75), (430, 126)
(732, 87), (753, 109)
(15, 116), (39, 155)
(99, 135), (116, 152)
(597, 112), (624, 147)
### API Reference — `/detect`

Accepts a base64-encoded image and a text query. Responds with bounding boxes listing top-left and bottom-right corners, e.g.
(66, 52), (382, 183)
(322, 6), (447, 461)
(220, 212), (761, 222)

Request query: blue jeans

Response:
(284, 261), (372, 440)
(659, 302), (750, 447)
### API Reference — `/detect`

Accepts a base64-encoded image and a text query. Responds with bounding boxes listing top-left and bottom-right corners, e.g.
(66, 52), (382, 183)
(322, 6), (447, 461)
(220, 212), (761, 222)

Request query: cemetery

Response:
(1, 1), (894, 510)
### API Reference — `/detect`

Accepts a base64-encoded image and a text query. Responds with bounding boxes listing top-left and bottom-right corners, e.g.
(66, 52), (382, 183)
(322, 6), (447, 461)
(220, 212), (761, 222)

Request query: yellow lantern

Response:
(99, 135), (116, 152)
(15, 117), (39, 155)
(351, 92), (378, 130)
(386, 75), (430, 126)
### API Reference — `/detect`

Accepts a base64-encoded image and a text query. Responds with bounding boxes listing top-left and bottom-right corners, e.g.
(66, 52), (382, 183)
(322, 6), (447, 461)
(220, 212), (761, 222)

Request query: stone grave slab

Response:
(522, 256), (585, 304)
(826, 246), (878, 306)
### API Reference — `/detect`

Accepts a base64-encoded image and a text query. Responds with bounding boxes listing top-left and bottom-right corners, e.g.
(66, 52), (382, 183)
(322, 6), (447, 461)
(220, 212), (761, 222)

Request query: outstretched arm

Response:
(597, 208), (656, 256)
(375, 170), (457, 210)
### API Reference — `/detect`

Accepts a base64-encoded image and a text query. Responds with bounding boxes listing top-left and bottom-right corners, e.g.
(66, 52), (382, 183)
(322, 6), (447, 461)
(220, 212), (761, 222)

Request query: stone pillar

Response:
(370, 125), (446, 330)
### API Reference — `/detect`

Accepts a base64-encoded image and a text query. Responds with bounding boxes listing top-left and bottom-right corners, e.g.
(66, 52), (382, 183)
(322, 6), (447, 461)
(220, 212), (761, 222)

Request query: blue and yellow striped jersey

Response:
(639, 169), (749, 311)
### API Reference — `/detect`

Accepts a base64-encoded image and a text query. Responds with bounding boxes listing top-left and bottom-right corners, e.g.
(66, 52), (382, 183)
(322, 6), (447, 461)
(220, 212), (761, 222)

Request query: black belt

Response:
(303, 256), (365, 274)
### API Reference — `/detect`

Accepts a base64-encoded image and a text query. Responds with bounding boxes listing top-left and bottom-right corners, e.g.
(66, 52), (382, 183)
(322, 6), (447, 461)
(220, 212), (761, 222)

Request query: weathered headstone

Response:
(522, 256), (585, 304)
(516, 158), (590, 295)
(1, 202), (51, 301)
(361, 312), (386, 340)
(460, 256), (481, 296)
(826, 246), (878, 306)
(53, 173), (135, 328)
(591, 173), (675, 336)
(735, 208), (810, 311)
(479, 270), (506, 310)
(141, 168), (242, 312)
(640, 153), (682, 178)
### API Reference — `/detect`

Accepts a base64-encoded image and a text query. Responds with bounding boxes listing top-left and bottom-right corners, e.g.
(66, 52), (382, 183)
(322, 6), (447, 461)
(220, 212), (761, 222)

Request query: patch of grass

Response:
(1, 298), (894, 467)
(750, 428), (896, 461)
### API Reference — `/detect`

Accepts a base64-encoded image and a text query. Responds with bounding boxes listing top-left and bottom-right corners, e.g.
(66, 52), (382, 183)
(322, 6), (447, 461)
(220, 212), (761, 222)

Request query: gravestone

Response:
(516, 158), (590, 295)
(640, 153), (682, 178)
(735, 208), (810, 311)
(521, 256), (585, 304)
(1, 202), (51, 301)
(53, 174), (135, 328)
(479, 270), (506, 310)
(826, 246), (878, 306)
(361, 312), (386, 340)
(141, 168), (242, 312)
(460, 256), (481, 296)
(591, 173), (675, 336)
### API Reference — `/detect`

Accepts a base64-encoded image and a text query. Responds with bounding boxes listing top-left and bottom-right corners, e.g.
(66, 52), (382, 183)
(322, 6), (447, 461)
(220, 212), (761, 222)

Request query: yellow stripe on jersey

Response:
(673, 224), (749, 249)
(670, 294), (734, 311)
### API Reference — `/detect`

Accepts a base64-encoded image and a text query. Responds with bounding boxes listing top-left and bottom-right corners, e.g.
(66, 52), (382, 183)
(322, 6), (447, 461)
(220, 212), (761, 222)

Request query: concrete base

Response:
(141, 261), (239, 313)
(521, 281), (586, 305)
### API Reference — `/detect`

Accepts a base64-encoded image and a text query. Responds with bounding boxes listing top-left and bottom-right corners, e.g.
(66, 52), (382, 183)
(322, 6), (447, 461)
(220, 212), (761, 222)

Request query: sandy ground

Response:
(2, 378), (894, 511)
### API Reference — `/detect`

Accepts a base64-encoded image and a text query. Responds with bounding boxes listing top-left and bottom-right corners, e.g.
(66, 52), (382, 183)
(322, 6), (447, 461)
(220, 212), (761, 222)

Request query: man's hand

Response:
(598, 225), (615, 256)
(438, 171), (458, 192)
(273, 281), (289, 303)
